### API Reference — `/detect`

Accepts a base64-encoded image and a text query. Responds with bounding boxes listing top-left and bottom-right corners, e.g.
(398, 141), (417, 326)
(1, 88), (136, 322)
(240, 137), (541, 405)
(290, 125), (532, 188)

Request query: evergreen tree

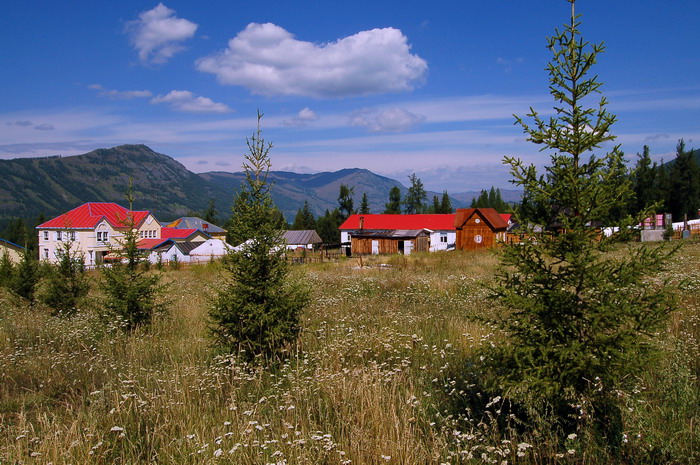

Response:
(384, 186), (402, 214)
(291, 200), (316, 230)
(210, 112), (309, 361)
(0, 249), (15, 289)
(41, 234), (90, 316)
(338, 184), (355, 220)
(440, 191), (453, 214)
(359, 193), (371, 214)
(101, 180), (166, 330)
(669, 139), (700, 220)
(632, 145), (658, 215)
(11, 247), (39, 303)
(486, 1), (677, 451)
(316, 209), (342, 243)
(403, 173), (427, 214)
(203, 198), (219, 225)
(431, 195), (441, 214)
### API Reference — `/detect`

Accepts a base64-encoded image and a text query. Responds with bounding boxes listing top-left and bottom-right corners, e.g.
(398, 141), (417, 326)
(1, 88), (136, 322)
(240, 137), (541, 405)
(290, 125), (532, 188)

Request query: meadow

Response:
(1, 244), (699, 464)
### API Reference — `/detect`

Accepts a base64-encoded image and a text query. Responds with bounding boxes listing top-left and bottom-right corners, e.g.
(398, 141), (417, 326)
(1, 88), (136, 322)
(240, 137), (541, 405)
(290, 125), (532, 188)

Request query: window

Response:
(140, 231), (144, 238)
(55, 231), (62, 241)
(43, 248), (49, 259)
(69, 231), (76, 241)
(440, 233), (448, 243)
(43, 231), (49, 241)
(97, 231), (109, 242)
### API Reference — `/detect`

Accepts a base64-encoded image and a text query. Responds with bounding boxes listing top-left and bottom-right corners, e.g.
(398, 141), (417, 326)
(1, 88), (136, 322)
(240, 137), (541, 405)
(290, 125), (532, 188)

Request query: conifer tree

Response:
(101, 180), (166, 330)
(0, 249), (15, 289)
(292, 200), (316, 230)
(440, 190), (453, 213)
(403, 173), (427, 214)
(316, 209), (342, 243)
(632, 145), (657, 215)
(384, 187), (402, 214)
(359, 193), (371, 214)
(11, 247), (39, 303)
(41, 234), (90, 316)
(486, 0), (677, 451)
(210, 112), (309, 361)
(669, 139), (700, 220)
(338, 184), (355, 220)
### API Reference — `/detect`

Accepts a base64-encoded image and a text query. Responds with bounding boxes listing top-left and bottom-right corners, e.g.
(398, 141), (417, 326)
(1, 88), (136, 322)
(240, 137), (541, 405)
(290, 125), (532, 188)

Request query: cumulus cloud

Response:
(12, 120), (34, 127)
(150, 90), (231, 113)
(34, 123), (55, 131)
(350, 107), (425, 133)
(126, 3), (198, 64)
(282, 107), (319, 126)
(89, 84), (152, 99)
(196, 23), (427, 98)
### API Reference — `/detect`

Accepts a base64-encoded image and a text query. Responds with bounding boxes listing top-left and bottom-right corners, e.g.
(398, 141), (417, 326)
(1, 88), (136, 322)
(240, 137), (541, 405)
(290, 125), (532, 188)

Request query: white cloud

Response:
(196, 23), (427, 98)
(126, 3), (198, 65)
(350, 107), (425, 133)
(150, 90), (231, 113)
(89, 84), (152, 99)
(282, 107), (318, 126)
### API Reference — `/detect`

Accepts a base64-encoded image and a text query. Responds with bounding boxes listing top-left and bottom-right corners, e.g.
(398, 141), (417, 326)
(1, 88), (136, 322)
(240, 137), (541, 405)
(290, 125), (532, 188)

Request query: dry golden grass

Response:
(1, 244), (699, 464)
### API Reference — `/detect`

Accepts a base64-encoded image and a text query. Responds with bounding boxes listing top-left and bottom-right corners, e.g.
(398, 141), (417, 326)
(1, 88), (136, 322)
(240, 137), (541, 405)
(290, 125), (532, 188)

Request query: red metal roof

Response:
(500, 213), (512, 224)
(37, 202), (151, 230)
(339, 214), (456, 231)
(137, 238), (171, 250)
(160, 227), (200, 239)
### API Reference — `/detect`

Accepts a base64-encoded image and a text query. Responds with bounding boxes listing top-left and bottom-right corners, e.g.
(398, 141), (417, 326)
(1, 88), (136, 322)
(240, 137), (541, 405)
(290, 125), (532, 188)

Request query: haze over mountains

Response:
(0, 145), (522, 228)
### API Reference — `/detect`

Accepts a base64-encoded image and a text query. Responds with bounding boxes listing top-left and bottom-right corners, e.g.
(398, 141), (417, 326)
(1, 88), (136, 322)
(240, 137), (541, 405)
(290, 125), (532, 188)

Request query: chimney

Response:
(359, 216), (364, 231)
(203, 223), (209, 231)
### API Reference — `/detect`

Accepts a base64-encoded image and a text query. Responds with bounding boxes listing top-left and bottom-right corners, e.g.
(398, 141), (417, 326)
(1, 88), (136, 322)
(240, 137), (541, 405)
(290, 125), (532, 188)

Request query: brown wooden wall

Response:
(351, 236), (430, 255)
(455, 213), (507, 251)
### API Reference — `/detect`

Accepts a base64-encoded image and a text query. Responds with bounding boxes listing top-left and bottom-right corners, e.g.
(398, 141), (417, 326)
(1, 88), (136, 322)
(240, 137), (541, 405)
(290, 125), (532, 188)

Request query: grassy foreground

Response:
(1, 244), (699, 464)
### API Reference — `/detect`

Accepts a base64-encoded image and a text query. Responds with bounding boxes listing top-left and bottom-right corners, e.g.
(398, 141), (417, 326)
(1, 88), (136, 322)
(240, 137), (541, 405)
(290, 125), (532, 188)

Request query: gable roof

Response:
(137, 238), (171, 250)
(0, 237), (25, 251)
(282, 230), (323, 245)
(454, 208), (508, 231)
(339, 214), (456, 231)
(164, 217), (227, 234)
(160, 227), (209, 240)
(37, 203), (151, 230)
(153, 240), (206, 255)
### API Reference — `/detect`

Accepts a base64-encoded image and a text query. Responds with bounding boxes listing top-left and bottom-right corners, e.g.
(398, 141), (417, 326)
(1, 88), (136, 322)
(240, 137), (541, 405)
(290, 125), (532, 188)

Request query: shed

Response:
(454, 208), (508, 250)
(350, 229), (431, 255)
(281, 230), (323, 250)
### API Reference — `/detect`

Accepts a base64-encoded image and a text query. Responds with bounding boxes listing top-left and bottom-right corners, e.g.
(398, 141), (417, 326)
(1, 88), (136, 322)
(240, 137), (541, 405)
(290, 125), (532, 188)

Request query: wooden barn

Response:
(350, 229), (431, 255)
(454, 208), (509, 250)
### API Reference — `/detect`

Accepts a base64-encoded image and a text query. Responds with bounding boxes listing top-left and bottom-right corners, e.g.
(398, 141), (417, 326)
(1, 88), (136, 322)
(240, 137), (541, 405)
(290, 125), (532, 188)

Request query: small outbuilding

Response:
(0, 238), (24, 263)
(454, 208), (509, 250)
(281, 230), (323, 250)
(350, 229), (431, 255)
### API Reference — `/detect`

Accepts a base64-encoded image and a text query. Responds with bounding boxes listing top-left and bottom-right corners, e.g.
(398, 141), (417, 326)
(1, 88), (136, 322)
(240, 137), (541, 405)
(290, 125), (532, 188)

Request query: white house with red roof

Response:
(339, 214), (457, 253)
(36, 202), (160, 266)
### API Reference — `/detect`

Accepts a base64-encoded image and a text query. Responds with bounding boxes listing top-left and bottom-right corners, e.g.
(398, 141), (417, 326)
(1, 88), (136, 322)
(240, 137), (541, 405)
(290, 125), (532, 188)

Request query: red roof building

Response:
(339, 214), (457, 253)
(37, 202), (150, 230)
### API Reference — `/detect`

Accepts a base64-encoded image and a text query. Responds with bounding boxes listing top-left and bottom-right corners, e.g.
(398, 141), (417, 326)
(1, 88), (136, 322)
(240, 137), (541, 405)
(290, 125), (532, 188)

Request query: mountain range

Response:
(0, 144), (521, 228)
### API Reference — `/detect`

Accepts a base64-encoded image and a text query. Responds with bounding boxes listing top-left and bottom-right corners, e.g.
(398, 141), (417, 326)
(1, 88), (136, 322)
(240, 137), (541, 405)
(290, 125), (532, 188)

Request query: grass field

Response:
(1, 243), (699, 464)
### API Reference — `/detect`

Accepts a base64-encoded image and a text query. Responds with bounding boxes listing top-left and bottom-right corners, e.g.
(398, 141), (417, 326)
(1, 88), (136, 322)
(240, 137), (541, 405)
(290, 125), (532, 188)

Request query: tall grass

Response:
(1, 246), (698, 463)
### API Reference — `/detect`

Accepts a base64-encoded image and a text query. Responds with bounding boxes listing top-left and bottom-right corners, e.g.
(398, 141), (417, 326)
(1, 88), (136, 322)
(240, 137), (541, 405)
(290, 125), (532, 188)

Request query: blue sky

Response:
(2, 1), (699, 192)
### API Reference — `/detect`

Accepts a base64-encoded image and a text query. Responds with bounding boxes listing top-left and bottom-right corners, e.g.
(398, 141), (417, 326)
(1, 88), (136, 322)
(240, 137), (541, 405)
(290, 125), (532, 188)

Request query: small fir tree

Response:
(485, 0), (677, 452)
(338, 184), (355, 220)
(0, 249), (15, 288)
(291, 201), (316, 230)
(41, 233), (90, 316)
(316, 209), (342, 243)
(210, 112), (310, 361)
(359, 193), (371, 214)
(403, 173), (427, 214)
(440, 190), (453, 214)
(11, 247), (40, 303)
(101, 181), (166, 330)
(384, 186), (402, 214)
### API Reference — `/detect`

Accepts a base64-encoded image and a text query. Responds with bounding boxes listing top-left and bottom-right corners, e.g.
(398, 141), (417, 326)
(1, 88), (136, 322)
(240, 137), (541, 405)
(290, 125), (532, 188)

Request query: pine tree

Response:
(632, 145), (658, 215)
(486, 0), (677, 450)
(11, 247), (39, 303)
(431, 195), (441, 214)
(101, 180), (166, 330)
(440, 191), (453, 214)
(210, 112), (310, 361)
(403, 173), (427, 214)
(384, 187), (402, 214)
(203, 198), (219, 225)
(41, 234), (90, 316)
(316, 209), (342, 243)
(338, 184), (355, 220)
(292, 201), (316, 230)
(0, 249), (15, 289)
(359, 193), (371, 214)
(669, 139), (700, 220)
